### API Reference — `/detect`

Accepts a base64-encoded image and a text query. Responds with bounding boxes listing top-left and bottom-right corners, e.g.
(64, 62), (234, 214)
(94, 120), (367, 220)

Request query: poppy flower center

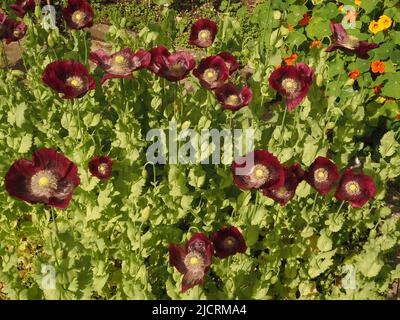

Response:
(345, 181), (360, 196)
(13, 30), (20, 37)
(170, 62), (184, 74)
(314, 168), (328, 183)
(225, 95), (240, 106)
(114, 55), (125, 64)
(224, 236), (236, 248)
(184, 252), (204, 269)
(30, 170), (58, 198)
(98, 163), (108, 175)
(281, 78), (299, 95)
(203, 68), (218, 82)
(198, 29), (211, 41)
(66, 76), (84, 89)
(72, 11), (86, 24)
(249, 164), (270, 187)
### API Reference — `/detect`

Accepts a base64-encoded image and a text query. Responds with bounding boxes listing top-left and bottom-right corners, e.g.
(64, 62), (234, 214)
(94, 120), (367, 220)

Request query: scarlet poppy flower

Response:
(335, 168), (376, 208)
(188, 18), (217, 48)
(217, 52), (239, 75)
(215, 83), (252, 111)
(89, 48), (150, 83)
(348, 69), (360, 80)
(231, 150), (284, 190)
(326, 22), (379, 59)
(62, 0), (94, 30)
(147, 46), (195, 82)
(211, 227), (247, 259)
(304, 156), (340, 195)
(10, 0), (37, 18)
(169, 233), (213, 293)
(371, 60), (385, 74)
(268, 62), (314, 112)
(3, 19), (27, 44)
(88, 156), (112, 180)
(42, 60), (96, 99)
(299, 12), (311, 26)
(263, 163), (304, 206)
(193, 55), (229, 90)
(5, 148), (80, 209)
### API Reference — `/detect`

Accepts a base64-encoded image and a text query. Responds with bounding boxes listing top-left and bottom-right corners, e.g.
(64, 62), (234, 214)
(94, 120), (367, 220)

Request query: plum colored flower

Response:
(169, 233), (213, 293)
(231, 150), (284, 190)
(211, 227), (247, 259)
(0, 13), (8, 40)
(268, 62), (314, 112)
(215, 83), (252, 111)
(188, 18), (217, 48)
(217, 52), (239, 75)
(335, 168), (376, 208)
(193, 55), (229, 90)
(3, 19), (27, 44)
(326, 22), (379, 59)
(371, 61), (384, 74)
(89, 48), (150, 83)
(5, 148), (80, 209)
(62, 0), (94, 30)
(10, 0), (37, 18)
(147, 46), (195, 81)
(304, 156), (340, 195)
(42, 60), (96, 99)
(88, 156), (112, 180)
(263, 163), (304, 206)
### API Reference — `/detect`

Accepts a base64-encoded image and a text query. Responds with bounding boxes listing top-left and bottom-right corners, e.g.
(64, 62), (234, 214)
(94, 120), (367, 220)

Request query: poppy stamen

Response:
(184, 252), (204, 269)
(72, 10), (86, 24)
(203, 68), (218, 82)
(225, 94), (240, 106)
(314, 168), (328, 183)
(30, 170), (58, 198)
(281, 78), (299, 95)
(198, 29), (211, 41)
(66, 76), (84, 89)
(345, 181), (361, 196)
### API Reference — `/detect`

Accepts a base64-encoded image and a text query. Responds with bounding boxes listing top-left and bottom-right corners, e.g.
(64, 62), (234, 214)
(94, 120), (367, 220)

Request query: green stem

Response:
(83, 30), (88, 67)
(335, 200), (346, 216)
(311, 192), (318, 212)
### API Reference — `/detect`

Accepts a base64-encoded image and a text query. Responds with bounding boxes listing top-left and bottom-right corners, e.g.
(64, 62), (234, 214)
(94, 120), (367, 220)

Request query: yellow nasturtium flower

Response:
(378, 15), (392, 30)
(369, 20), (383, 34)
(355, 0), (361, 6)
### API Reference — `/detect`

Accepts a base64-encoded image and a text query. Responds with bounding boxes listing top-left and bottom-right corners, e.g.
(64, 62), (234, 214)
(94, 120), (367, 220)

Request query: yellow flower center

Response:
(225, 95), (240, 106)
(281, 78), (299, 94)
(67, 76), (84, 89)
(114, 55), (125, 64)
(72, 11), (85, 24)
(345, 181), (360, 196)
(204, 68), (217, 82)
(189, 256), (199, 265)
(98, 164), (107, 174)
(314, 168), (328, 183)
(38, 177), (49, 187)
(255, 168), (265, 178)
(198, 29), (211, 41)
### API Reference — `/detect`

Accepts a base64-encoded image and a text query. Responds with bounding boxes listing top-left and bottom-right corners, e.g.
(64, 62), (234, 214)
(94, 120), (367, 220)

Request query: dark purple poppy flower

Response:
(335, 168), (376, 208)
(3, 19), (27, 44)
(218, 52), (239, 75)
(62, 0), (94, 30)
(304, 156), (340, 195)
(88, 156), (112, 180)
(269, 62), (314, 112)
(10, 0), (37, 18)
(215, 83), (252, 111)
(231, 150), (284, 190)
(211, 227), (247, 259)
(169, 233), (213, 293)
(42, 60), (96, 99)
(263, 163), (304, 206)
(193, 55), (229, 90)
(5, 148), (80, 209)
(89, 48), (150, 83)
(147, 46), (195, 81)
(326, 22), (379, 59)
(188, 18), (217, 48)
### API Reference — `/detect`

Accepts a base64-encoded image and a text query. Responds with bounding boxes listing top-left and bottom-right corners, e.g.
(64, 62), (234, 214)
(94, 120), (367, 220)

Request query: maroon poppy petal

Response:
(240, 87), (253, 106)
(211, 226), (247, 259)
(218, 52), (239, 75)
(304, 156), (339, 195)
(89, 49), (111, 68)
(188, 18), (218, 48)
(5, 159), (37, 204)
(169, 244), (188, 274)
(355, 41), (379, 59)
(181, 269), (205, 293)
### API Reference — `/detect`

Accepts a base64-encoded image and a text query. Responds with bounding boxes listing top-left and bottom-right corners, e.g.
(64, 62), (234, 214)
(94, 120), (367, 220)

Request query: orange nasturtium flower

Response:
(288, 23), (293, 32)
(348, 70), (360, 80)
(378, 15), (392, 30)
(274, 64), (282, 70)
(369, 20), (383, 34)
(309, 40), (321, 49)
(283, 54), (298, 65)
(355, 0), (361, 6)
(371, 61), (385, 74)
